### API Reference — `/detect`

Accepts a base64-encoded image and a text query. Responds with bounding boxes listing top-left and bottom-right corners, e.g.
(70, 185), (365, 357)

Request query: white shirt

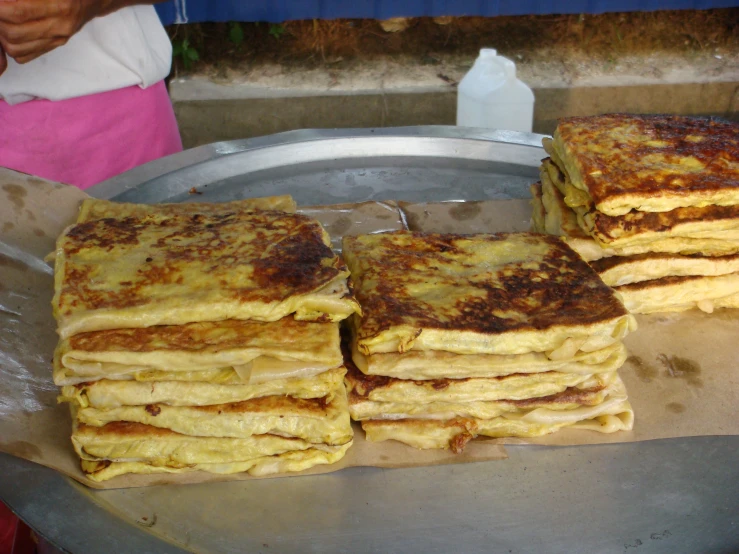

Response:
(0, 6), (172, 104)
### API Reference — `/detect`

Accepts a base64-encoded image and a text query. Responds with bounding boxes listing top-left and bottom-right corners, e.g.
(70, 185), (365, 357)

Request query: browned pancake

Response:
(347, 381), (610, 419)
(502, 384), (607, 408)
(74, 421), (341, 456)
(60, 367), (345, 407)
(542, 155), (739, 246)
(80, 420), (177, 438)
(342, 231), (633, 355)
(542, 156), (568, 193)
(61, 210), (341, 305)
(76, 197), (297, 223)
(75, 421), (353, 481)
(617, 274), (708, 291)
(75, 384), (353, 444)
(68, 318), (331, 353)
(54, 208), (359, 336)
(55, 318), (342, 386)
(190, 394), (330, 415)
(580, 203), (739, 245)
(590, 251), (739, 275)
(589, 251), (739, 288)
(344, 361), (612, 403)
(360, 375), (633, 449)
(613, 272), (739, 314)
(347, 232), (626, 334)
(553, 114), (739, 216)
(362, 417), (477, 453)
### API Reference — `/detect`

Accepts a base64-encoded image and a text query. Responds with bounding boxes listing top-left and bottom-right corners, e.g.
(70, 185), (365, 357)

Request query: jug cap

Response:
(478, 48), (516, 79)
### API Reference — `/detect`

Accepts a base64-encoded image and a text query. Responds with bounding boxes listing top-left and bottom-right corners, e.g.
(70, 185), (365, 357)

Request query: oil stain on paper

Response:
(627, 355), (658, 383)
(449, 202), (481, 221)
(657, 354), (703, 388)
(3, 184), (27, 211)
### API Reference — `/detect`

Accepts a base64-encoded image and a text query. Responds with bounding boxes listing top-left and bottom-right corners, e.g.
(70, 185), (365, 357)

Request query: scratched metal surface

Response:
(1, 127), (737, 554)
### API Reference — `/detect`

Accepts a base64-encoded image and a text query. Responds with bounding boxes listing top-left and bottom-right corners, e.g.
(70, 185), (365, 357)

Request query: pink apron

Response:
(0, 81), (183, 189)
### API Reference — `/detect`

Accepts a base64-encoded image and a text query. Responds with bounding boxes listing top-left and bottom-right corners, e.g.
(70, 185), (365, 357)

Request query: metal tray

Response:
(1, 127), (737, 554)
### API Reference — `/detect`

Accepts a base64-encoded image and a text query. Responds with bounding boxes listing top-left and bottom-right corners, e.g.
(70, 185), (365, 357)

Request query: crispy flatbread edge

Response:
(361, 397), (633, 451)
(348, 377), (622, 421)
(74, 385), (354, 445)
(76, 196), (298, 223)
(55, 272), (360, 339)
(350, 337), (628, 379)
(616, 275), (739, 314)
(80, 441), (352, 483)
(346, 369), (616, 404)
(60, 367), (346, 408)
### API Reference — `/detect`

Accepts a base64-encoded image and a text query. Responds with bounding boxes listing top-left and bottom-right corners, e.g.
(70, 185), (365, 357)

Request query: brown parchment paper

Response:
(299, 201), (405, 252)
(402, 198), (739, 446)
(0, 168), (506, 490)
(400, 199), (533, 234)
(1, 171), (738, 489)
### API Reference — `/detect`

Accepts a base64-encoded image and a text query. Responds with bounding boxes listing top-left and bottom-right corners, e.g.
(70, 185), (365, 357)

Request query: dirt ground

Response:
(168, 8), (738, 75)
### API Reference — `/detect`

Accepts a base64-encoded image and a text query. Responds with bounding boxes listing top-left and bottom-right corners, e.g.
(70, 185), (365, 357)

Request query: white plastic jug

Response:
(456, 48), (534, 132)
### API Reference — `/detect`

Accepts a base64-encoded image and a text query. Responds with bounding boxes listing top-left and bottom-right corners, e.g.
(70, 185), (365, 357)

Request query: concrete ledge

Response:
(534, 80), (739, 133)
(171, 55), (739, 148)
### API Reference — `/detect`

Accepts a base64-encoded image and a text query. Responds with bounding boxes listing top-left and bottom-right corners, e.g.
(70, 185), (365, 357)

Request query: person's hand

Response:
(0, 0), (14, 75)
(0, 0), (112, 64)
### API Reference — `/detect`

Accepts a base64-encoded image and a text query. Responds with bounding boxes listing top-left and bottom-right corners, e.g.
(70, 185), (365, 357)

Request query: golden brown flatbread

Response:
(343, 231), (635, 356)
(53, 207), (360, 337)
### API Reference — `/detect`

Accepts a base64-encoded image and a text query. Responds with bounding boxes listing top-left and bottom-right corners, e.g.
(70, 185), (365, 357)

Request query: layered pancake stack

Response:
(531, 114), (739, 314)
(342, 231), (636, 452)
(52, 197), (359, 482)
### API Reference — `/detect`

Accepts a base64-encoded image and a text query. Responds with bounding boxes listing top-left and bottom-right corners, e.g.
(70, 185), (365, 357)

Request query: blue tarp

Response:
(155, 0), (737, 25)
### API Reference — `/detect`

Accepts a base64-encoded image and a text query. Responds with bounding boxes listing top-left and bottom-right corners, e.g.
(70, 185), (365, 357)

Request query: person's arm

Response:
(0, 0), (164, 68)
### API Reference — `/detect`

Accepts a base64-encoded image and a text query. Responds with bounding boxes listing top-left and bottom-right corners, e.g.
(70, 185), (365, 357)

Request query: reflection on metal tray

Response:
(90, 126), (542, 205)
(1, 127), (737, 554)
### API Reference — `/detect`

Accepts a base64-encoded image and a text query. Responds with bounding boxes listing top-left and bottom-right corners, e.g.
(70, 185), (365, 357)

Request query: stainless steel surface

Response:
(89, 126), (543, 205)
(3, 438), (738, 554)
(1, 126), (737, 554)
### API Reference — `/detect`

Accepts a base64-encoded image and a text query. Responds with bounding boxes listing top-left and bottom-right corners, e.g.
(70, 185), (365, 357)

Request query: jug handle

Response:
(499, 56), (516, 79)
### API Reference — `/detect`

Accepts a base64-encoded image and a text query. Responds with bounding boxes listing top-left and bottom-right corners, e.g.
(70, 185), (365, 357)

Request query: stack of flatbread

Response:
(53, 197), (359, 482)
(531, 113), (739, 314)
(342, 231), (636, 452)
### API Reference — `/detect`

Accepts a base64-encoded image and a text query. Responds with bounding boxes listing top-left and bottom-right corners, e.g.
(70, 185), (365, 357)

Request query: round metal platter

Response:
(1, 127), (737, 554)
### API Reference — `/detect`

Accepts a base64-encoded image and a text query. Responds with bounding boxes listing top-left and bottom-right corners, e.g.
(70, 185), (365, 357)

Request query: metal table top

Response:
(1, 127), (737, 554)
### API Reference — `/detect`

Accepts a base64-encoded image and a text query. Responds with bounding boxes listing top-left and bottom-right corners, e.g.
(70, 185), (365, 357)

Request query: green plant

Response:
(172, 37), (199, 69)
(268, 23), (285, 40)
(229, 22), (244, 45)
